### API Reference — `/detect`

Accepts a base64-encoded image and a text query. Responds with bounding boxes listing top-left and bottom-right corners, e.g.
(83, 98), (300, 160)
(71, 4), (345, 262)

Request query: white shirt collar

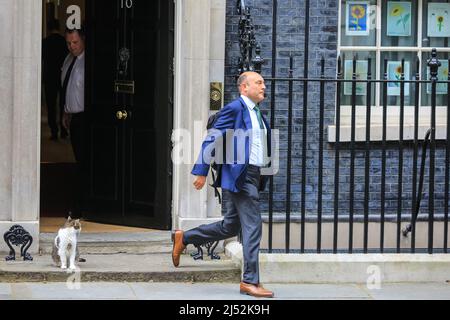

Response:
(241, 95), (257, 110)
(75, 51), (85, 60)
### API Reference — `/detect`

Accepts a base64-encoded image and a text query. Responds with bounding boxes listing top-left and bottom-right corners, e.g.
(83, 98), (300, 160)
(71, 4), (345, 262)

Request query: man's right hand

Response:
(193, 176), (207, 190)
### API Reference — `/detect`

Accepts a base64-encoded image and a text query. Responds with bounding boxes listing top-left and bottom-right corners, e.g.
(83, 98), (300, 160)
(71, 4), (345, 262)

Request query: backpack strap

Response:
(210, 169), (222, 204)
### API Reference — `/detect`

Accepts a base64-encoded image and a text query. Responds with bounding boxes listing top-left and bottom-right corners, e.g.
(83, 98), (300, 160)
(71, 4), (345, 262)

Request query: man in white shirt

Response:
(61, 27), (86, 219)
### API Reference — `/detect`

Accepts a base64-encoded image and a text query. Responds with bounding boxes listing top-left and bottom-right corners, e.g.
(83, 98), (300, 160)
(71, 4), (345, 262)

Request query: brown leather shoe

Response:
(240, 282), (274, 298)
(171, 230), (186, 267)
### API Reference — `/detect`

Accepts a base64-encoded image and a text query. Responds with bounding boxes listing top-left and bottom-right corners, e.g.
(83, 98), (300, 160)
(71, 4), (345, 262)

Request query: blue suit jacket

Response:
(191, 97), (272, 193)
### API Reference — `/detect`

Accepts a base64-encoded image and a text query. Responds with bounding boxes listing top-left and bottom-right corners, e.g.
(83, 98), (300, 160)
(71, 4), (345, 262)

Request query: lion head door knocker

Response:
(118, 47), (130, 76)
(3, 225), (33, 261)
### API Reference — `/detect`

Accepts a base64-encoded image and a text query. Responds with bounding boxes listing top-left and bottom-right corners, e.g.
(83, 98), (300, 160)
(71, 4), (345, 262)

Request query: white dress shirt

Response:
(241, 95), (268, 167)
(61, 51), (85, 114)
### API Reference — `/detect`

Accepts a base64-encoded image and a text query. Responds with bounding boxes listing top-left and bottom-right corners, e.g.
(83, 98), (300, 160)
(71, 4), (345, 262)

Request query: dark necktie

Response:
(60, 56), (77, 110)
(254, 105), (265, 129)
(254, 104), (268, 166)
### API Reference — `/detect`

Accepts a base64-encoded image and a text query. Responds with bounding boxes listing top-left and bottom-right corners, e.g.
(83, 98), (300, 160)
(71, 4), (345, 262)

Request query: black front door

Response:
(84, 0), (173, 229)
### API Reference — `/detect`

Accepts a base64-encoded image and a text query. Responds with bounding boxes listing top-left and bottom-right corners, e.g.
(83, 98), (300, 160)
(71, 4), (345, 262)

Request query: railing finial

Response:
(428, 48), (441, 80)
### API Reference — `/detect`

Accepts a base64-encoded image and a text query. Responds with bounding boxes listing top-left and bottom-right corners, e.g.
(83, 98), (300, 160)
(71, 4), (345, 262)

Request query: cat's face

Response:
(66, 217), (82, 231)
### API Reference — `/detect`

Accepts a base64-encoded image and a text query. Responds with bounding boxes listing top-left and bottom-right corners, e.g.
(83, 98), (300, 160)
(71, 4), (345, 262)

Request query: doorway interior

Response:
(40, 0), (83, 231)
(40, 0), (174, 232)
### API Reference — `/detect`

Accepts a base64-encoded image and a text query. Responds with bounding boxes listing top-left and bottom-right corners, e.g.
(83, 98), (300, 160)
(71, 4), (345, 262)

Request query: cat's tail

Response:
(54, 235), (60, 249)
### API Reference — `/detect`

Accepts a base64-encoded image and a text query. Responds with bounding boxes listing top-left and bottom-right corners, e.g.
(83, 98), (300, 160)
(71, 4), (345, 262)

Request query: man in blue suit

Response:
(172, 72), (274, 298)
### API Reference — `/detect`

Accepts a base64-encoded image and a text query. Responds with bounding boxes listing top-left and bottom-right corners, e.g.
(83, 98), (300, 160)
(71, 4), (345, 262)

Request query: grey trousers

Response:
(184, 165), (262, 285)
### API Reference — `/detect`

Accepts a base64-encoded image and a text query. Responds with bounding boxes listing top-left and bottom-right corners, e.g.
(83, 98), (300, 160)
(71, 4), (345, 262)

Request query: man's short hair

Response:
(237, 73), (249, 89)
(65, 25), (86, 39)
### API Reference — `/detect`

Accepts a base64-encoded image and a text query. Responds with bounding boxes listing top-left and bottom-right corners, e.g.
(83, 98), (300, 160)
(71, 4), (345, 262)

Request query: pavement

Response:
(1, 281), (450, 300)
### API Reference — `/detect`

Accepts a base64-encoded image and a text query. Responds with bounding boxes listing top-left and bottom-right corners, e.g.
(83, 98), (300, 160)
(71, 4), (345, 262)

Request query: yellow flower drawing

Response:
(351, 5), (365, 19)
(390, 4), (410, 32)
(393, 65), (403, 87)
(435, 66), (449, 94)
(391, 6), (404, 17)
(350, 5), (366, 30)
(437, 16), (444, 32)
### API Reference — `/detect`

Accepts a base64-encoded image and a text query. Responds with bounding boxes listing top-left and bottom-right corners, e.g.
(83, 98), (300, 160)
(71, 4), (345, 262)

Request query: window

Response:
(329, 0), (450, 142)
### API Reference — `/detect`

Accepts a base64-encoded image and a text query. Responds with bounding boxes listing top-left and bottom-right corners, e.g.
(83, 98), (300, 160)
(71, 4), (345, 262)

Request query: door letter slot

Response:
(115, 80), (135, 94)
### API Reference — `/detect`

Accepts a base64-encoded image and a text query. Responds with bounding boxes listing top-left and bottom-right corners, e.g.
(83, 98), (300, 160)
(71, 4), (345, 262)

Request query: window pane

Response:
(421, 51), (450, 106)
(422, 0), (450, 48)
(382, 1), (418, 46)
(340, 0), (377, 46)
(380, 52), (418, 106)
(340, 51), (376, 106)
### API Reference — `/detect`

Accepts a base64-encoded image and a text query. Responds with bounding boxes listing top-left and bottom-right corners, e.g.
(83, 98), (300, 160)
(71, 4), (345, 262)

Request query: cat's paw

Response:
(69, 265), (77, 271)
(61, 265), (67, 270)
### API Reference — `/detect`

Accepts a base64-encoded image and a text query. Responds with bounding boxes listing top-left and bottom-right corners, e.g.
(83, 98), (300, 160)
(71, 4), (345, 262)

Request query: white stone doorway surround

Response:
(0, 0), (226, 254)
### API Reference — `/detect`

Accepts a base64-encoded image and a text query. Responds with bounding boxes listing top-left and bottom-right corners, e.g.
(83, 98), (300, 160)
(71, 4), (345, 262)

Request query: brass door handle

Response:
(116, 110), (128, 120)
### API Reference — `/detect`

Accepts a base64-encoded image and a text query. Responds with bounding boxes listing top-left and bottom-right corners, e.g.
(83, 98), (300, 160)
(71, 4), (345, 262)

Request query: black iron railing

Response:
(262, 49), (450, 254)
(235, 0), (449, 255)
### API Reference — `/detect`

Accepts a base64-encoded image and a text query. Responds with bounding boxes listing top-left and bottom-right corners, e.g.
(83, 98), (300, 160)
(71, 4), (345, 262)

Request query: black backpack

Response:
(207, 111), (223, 204)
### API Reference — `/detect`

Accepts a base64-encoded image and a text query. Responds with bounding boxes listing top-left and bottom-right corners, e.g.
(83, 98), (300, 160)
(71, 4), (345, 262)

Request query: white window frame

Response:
(328, 0), (450, 142)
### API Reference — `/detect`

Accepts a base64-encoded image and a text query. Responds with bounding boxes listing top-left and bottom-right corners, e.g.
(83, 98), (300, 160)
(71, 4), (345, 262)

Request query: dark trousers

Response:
(44, 83), (67, 137)
(69, 112), (87, 217)
(184, 165), (262, 285)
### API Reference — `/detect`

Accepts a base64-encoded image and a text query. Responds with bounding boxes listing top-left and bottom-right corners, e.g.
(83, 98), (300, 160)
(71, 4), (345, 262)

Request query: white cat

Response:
(52, 217), (82, 271)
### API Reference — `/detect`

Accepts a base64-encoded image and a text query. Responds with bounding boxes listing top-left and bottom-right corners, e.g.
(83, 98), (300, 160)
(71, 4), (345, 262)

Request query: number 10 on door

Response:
(121, 0), (133, 9)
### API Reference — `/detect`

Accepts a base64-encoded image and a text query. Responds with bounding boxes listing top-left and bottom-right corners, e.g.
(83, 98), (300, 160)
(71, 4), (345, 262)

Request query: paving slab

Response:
(11, 283), (136, 300)
(0, 283), (12, 295)
(267, 284), (371, 300)
(130, 282), (255, 300)
(360, 282), (450, 300)
(130, 283), (371, 300)
(9, 282), (33, 299)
